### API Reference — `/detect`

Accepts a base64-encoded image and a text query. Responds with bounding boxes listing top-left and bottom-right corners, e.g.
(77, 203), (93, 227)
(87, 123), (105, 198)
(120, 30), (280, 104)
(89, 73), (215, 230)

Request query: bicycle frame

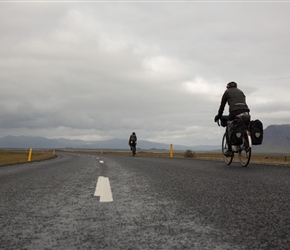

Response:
(218, 114), (252, 167)
(246, 129), (252, 148)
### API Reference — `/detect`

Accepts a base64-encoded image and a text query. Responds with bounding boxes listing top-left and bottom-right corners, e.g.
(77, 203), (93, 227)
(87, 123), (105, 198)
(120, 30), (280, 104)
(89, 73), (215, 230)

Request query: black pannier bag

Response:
(250, 120), (263, 145)
(228, 119), (244, 145)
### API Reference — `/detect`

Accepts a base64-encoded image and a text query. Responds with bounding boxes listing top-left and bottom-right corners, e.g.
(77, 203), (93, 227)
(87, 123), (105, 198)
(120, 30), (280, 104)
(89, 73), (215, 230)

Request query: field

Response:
(0, 150), (56, 166)
(0, 149), (289, 167)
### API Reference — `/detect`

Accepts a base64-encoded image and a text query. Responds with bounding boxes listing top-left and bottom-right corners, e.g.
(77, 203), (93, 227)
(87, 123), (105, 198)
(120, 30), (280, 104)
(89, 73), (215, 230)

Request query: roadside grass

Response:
(1, 149), (289, 167)
(0, 150), (56, 166)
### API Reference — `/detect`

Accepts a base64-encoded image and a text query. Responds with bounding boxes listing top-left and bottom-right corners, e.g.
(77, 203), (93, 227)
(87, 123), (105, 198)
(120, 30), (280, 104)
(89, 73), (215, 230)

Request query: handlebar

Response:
(218, 115), (229, 128)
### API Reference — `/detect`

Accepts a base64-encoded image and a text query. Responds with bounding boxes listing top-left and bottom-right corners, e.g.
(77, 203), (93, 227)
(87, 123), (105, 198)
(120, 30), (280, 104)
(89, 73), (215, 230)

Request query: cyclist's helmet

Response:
(226, 81), (237, 89)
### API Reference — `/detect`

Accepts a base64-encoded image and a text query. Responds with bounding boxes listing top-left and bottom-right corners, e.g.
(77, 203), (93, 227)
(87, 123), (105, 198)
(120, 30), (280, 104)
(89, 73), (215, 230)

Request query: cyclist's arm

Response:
(217, 92), (228, 118)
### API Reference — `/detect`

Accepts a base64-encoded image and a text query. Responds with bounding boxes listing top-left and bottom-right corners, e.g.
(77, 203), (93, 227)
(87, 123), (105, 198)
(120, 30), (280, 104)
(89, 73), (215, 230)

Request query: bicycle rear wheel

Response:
(131, 146), (136, 156)
(238, 132), (251, 167)
(222, 133), (233, 165)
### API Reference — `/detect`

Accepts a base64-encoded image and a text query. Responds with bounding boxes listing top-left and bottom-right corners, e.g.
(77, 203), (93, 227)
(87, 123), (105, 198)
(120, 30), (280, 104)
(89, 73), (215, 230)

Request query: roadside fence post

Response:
(28, 148), (32, 162)
(170, 144), (173, 158)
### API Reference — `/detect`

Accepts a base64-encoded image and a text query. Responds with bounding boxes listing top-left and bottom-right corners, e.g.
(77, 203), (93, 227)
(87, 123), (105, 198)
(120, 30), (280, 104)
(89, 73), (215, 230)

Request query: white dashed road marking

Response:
(100, 160), (104, 163)
(94, 176), (113, 202)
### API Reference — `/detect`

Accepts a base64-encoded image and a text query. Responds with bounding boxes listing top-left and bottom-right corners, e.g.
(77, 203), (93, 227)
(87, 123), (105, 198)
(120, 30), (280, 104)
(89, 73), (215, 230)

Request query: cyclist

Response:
(214, 81), (250, 157)
(128, 132), (137, 156)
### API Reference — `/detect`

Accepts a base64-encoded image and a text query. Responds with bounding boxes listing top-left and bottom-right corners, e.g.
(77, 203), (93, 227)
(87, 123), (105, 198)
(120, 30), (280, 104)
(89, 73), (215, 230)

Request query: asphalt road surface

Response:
(0, 152), (289, 250)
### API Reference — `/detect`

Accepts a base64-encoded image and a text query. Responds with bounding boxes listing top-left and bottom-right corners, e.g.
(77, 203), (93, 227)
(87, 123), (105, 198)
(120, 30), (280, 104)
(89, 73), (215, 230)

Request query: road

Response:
(0, 152), (289, 250)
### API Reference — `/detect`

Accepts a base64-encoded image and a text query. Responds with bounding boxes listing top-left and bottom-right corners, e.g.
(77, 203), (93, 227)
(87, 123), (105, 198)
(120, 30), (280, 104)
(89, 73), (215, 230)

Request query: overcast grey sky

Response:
(0, 1), (290, 146)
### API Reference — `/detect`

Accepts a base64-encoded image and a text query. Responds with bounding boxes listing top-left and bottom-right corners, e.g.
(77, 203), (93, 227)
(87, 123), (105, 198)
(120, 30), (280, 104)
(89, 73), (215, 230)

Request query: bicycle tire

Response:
(222, 133), (233, 165)
(238, 131), (251, 167)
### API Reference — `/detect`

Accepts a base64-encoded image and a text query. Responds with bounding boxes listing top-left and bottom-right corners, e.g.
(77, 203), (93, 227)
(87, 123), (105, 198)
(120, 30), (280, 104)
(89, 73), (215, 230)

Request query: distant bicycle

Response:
(217, 113), (252, 167)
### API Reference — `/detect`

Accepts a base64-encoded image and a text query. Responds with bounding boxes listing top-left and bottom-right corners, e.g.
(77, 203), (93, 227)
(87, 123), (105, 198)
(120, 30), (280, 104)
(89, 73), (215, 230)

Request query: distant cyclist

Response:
(214, 81), (250, 156)
(129, 132), (137, 156)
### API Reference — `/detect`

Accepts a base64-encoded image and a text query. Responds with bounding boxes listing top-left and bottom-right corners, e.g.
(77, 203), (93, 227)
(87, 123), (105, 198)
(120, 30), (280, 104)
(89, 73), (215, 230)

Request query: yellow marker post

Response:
(53, 150), (55, 156)
(28, 148), (32, 162)
(170, 144), (173, 158)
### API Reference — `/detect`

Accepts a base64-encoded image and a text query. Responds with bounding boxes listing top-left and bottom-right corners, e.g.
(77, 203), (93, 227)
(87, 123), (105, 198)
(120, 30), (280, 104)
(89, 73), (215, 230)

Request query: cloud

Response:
(0, 2), (290, 146)
(182, 78), (223, 96)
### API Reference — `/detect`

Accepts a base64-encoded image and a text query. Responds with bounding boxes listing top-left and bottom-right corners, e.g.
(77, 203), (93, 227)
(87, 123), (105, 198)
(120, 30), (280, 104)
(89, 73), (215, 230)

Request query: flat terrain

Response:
(0, 150), (56, 166)
(1, 149), (290, 167)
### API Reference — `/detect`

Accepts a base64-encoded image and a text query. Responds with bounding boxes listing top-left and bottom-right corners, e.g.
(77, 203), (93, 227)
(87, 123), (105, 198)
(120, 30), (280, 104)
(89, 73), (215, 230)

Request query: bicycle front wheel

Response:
(222, 133), (233, 165)
(238, 132), (251, 167)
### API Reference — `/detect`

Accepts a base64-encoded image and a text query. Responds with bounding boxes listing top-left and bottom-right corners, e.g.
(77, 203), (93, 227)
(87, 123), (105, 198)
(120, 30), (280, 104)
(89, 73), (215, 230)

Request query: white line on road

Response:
(100, 160), (104, 163)
(94, 176), (113, 202)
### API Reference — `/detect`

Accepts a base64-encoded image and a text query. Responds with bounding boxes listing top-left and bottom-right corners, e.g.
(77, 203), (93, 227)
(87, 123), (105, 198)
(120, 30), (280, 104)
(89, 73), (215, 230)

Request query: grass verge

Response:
(0, 150), (56, 167)
(1, 149), (289, 167)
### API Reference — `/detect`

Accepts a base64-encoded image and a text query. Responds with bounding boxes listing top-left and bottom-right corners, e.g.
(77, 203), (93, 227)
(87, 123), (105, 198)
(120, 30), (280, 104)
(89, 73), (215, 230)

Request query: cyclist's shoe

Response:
(224, 150), (233, 157)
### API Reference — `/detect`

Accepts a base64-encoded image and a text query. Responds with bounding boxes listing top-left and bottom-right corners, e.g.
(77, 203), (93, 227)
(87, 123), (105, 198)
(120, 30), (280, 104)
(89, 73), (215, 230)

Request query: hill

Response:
(0, 135), (218, 151)
(255, 124), (290, 154)
(1, 124), (290, 154)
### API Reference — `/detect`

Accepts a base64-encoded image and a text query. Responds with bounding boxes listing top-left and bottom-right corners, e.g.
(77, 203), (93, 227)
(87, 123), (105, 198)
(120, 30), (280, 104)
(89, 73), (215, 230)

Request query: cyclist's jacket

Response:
(129, 134), (137, 145)
(217, 86), (250, 117)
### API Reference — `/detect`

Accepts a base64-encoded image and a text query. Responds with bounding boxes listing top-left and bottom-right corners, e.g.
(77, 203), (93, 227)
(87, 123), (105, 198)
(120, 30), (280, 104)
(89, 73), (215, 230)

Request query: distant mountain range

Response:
(254, 124), (290, 154)
(0, 135), (218, 151)
(0, 124), (289, 153)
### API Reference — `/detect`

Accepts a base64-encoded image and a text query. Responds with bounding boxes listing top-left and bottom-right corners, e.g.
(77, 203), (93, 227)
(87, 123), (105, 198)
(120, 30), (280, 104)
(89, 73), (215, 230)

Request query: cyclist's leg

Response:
(224, 123), (233, 156)
(226, 125), (231, 149)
